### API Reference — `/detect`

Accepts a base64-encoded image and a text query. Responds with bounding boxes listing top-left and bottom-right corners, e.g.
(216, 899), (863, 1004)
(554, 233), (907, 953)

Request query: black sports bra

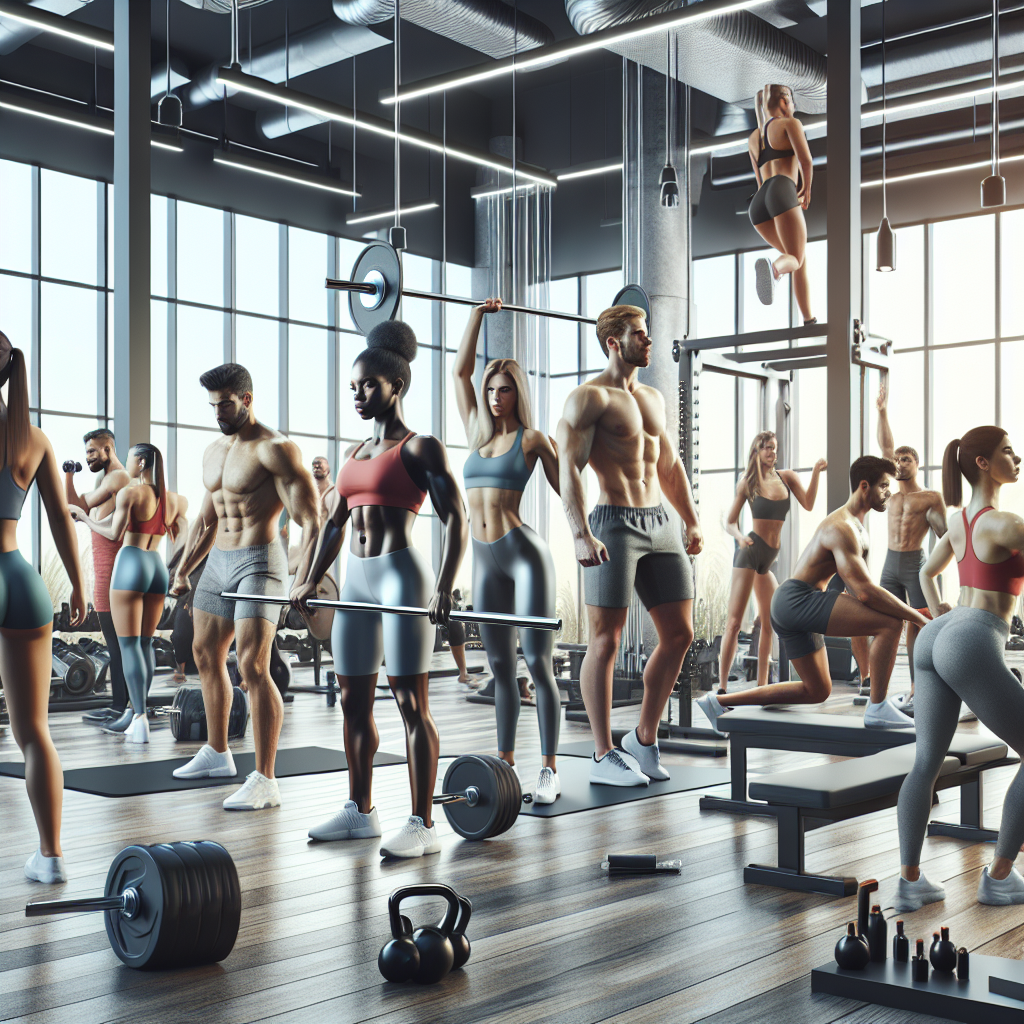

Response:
(756, 117), (795, 167)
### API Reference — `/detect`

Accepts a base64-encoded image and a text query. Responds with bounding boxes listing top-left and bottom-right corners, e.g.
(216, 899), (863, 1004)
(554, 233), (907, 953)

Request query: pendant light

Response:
(660, 32), (679, 208)
(875, 0), (895, 272)
(981, 0), (1005, 207)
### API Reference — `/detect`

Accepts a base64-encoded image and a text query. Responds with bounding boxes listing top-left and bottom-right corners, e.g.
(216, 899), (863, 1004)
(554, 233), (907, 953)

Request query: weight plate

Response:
(147, 844), (204, 970)
(613, 284), (652, 332)
(489, 755), (521, 836)
(440, 755), (503, 841)
(191, 841), (241, 963)
(306, 572), (338, 641)
(349, 241), (402, 336)
(170, 841), (223, 967)
(103, 846), (171, 970)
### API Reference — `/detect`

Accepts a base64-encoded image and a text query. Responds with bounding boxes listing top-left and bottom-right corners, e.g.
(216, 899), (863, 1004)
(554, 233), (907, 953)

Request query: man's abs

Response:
(887, 494), (934, 551)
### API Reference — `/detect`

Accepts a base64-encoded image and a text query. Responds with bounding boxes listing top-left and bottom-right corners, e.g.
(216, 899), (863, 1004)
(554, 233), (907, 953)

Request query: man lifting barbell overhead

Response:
(558, 305), (703, 787)
(169, 363), (321, 810)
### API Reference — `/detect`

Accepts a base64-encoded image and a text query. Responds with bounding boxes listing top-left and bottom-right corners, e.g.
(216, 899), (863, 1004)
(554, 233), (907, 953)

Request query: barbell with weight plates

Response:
(433, 754), (522, 841)
(25, 841), (240, 970)
(326, 241), (652, 337)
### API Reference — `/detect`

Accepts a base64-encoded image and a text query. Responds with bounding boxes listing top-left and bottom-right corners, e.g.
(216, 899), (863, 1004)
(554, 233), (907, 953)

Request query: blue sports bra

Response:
(463, 427), (534, 493)
(0, 462), (28, 521)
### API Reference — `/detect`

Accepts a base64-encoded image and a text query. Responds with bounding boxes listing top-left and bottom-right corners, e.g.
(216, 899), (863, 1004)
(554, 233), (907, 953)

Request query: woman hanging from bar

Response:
(747, 84), (815, 322)
(0, 331), (87, 884)
(293, 320), (468, 859)
(452, 299), (563, 804)
(718, 431), (826, 692)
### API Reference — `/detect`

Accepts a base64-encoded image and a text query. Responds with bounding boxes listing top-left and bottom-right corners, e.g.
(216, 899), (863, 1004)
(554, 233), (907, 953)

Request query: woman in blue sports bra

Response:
(0, 333), (87, 885)
(453, 299), (563, 804)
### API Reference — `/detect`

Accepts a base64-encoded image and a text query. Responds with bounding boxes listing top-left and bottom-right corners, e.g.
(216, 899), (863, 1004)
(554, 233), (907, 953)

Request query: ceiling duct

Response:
(0, 0), (93, 55)
(176, 0), (274, 11)
(565, 0), (829, 113)
(332, 0), (553, 58)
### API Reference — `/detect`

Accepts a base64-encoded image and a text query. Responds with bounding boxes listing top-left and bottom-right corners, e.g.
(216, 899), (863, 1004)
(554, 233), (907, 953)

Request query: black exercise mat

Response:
(519, 756), (728, 818)
(0, 747), (406, 798)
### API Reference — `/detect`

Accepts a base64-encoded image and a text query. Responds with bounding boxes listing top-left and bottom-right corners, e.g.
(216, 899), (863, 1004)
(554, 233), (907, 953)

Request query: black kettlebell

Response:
(378, 885), (462, 984)
(439, 894), (473, 970)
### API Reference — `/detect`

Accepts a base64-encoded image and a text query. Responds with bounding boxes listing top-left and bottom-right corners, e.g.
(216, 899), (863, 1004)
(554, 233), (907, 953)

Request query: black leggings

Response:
(98, 610), (128, 711)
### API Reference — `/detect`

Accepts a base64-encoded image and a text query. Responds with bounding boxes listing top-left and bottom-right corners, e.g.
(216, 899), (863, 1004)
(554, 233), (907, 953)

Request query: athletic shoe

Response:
(697, 690), (729, 733)
(173, 744), (237, 779)
(535, 767), (561, 804)
(101, 708), (135, 734)
(863, 698), (915, 729)
(621, 727), (670, 781)
(308, 800), (382, 841)
(82, 707), (121, 724)
(958, 703), (978, 722)
(506, 761), (521, 784)
(222, 771), (280, 810)
(978, 866), (1024, 905)
(894, 693), (915, 718)
(893, 873), (946, 913)
(754, 257), (776, 305)
(123, 714), (150, 744)
(380, 816), (441, 859)
(24, 849), (67, 884)
(589, 748), (649, 787)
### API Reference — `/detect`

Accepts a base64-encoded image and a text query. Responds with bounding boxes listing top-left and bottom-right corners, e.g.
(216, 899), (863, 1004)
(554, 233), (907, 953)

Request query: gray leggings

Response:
(472, 525), (560, 755)
(897, 606), (1024, 864)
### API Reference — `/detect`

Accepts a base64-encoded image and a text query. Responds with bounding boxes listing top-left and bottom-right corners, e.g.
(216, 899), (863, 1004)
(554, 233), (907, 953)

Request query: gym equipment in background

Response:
(169, 684), (249, 742)
(378, 884), (472, 984)
(51, 638), (96, 698)
(433, 754), (522, 841)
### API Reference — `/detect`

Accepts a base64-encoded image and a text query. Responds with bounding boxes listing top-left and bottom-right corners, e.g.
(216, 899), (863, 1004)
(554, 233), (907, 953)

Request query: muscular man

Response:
(558, 304), (703, 787)
(170, 363), (320, 810)
(699, 456), (928, 729)
(876, 384), (950, 717)
(311, 456), (332, 509)
(65, 429), (130, 727)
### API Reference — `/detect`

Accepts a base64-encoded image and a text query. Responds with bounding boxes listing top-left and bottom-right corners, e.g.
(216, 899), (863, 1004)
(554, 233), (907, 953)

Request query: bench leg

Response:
(927, 774), (1000, 843)
(699, 738), (774, 814)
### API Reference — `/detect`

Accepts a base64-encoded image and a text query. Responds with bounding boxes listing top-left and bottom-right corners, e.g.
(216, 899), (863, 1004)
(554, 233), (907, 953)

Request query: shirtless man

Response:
(558, 304), (703, 787)
(876, 383), (948, 716)
(170, 363), (320, 810)
(311, 455), (333, 509)
(698, 456), (928, 730)
(65, 429), (131, 728)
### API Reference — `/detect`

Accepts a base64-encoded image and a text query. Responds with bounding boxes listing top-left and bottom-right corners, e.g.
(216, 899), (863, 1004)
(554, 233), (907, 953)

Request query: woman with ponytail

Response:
(894, 426), (1024, 912)
(71, 443), (185, 743)
(0, 332), (86, 884)
(747, 84), (815, 322)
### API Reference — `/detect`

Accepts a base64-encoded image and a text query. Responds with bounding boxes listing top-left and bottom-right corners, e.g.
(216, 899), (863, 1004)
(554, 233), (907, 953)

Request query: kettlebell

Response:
(378, 885), (462, 984)
(440, 894), (473, 971)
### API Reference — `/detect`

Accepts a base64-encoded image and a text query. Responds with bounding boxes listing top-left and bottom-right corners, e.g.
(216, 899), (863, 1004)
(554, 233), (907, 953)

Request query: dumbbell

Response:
(25, 841), (240, 970)
(378, 884), (472, 984)
(62, 460), (83, 474)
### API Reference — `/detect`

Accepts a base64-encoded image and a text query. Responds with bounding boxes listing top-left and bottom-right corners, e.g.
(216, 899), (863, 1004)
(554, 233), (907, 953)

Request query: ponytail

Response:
(942, 438), (963, 508)
(131, 443), (166, 500)
(1, 345), (32, 472)
(942, 425), (1007, 507)
(755, 89), (766, 132)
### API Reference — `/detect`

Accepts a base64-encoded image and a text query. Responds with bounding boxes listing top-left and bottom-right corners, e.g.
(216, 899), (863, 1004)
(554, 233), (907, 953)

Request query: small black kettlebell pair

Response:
(378, 884), (472, 984)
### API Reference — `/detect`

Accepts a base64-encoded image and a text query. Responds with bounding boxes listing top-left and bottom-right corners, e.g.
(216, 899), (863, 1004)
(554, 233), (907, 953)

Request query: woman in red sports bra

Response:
(894, 426), (1024, 913)
(294, 320), (468, 860)
(72, 443), (185, 744)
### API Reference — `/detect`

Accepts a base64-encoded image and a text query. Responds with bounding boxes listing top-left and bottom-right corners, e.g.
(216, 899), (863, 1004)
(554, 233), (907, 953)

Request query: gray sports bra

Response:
(0, 462), (28, 521)
(749, 481), (791, 522)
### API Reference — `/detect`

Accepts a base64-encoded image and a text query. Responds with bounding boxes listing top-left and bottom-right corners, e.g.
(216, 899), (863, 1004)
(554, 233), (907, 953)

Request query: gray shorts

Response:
(748, 174), (800, 226)
(732, 531), (779, 575)
(881, 548), (927, 610)
(770, 578), (842, 660)
(584, 505), (694, 610)
(192, 542), (287, 623)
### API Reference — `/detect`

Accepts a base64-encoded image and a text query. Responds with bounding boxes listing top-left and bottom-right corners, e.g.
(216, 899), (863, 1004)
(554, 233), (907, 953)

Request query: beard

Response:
(88, 457), (110, 473)
(217, 407), (249, 435)
(620, 339), (650, 366)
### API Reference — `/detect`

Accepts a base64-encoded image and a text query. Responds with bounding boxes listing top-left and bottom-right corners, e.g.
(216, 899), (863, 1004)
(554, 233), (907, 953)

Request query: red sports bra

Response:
(336, 433), (426, 514)
(958, 506), (1024, 597)
(128, 489), (167, 537)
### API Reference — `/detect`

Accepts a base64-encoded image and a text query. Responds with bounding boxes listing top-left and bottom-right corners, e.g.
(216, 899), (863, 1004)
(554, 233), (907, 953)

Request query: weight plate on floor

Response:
(102, 846), (172, 970)
(613, 284), (652, 331)
(170, 841), (223, 966)
(191, 841), (241, 963)
(349, 241), (402, 335)
(146, 844), (204, 970)
(440, 755), (509, 841)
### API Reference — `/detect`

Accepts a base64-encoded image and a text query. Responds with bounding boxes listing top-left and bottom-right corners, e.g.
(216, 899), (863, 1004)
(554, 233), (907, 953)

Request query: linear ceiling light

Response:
(0, 0), (114, 51)
(213, 152), (358, 196)
(472, 182), (539, 199)
(152, 137), (184, 152)
(382, 0), (766, 105)
(861, 152), (1023, 187)
(346, 203), (438, 225)
(216, 67), (557, 187)
(556, 162), (623, 181)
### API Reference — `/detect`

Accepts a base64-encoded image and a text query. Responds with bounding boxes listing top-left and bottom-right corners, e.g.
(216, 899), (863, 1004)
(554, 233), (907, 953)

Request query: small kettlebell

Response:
(929, 926), (957, 973)
(835, 922), (870, 970)
(378, 885), (461, 984)
(442, 895), (473, 971)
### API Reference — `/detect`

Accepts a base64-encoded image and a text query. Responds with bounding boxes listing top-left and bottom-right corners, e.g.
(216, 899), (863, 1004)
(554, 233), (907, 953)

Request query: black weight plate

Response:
(441, 755), (503, 841)
(170, 842), (223, 966)
(613, 284), (652, 331)
(491, 756), (521, 836)
(192, 841), (241, 963)
(147, 844), (204, 970)
(103, 846), (171, 970)
(482, 755), (514, 838)
(349, 241), (402, 336)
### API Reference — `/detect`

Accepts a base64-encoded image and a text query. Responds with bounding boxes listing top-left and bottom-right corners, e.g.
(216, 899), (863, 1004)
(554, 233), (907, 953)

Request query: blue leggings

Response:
(111, 547), (168, 715)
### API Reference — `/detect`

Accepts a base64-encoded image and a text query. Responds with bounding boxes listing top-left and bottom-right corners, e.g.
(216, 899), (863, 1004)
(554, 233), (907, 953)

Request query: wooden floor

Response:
(3, 648), (1024, 1024)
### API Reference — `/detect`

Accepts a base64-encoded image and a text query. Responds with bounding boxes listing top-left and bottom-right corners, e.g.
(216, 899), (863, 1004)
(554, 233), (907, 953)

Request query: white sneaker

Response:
(978, 865), (1024, 905)
(102, 707), (134, 734)
(506, 761), (521, 784)
(308, 800), (382, 841)
(535, 767), (561, 804)
(893, 873), (946, 913)
(696, 690), (729, 733)
(621, 728), (670, 781)
(222, 771), (280, 810)
(589, 748), (649, 787)
(24, 849), (67, 884)
(173, 744), (237, 779)
(864, 698), (915, 729)
(124, 714), (150, 744)
(379, 816), (441, 859)
(754, 257), (776, 305)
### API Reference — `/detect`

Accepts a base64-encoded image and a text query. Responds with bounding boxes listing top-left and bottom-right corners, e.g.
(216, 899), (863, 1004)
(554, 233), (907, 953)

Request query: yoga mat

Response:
(0, 747), (406, 798)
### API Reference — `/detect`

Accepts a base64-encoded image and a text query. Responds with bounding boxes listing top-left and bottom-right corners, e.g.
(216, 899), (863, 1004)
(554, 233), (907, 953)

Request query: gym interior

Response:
(1, 1), (1023, 1021)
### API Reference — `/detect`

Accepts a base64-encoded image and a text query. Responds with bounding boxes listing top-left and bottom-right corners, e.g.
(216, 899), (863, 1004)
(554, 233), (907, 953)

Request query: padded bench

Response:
(740, 738), (1012, 896)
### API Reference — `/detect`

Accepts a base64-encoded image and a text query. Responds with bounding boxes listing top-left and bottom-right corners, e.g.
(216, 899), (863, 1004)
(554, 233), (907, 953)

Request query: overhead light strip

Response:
(0, 0), (114, 51)
(556, 162), (623, 181)
(382, 0), (766, 105)
(346, 203), (438, 225)
(861, 151), (1023, 188)
(213, 153), (358, 196)
(472, 183), (539, 200)
(216, 67), (557, 187)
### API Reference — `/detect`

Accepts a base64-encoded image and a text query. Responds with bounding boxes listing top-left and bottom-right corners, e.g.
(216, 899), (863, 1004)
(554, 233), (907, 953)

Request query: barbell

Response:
(219, 591), (561, 631)
(25, 841), (241, 970)
(433, 754), (522, 840)
(325, 240), (652, 336)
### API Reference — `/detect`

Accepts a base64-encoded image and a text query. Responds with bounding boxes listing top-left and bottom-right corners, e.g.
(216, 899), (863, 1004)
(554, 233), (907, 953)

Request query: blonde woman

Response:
(747, 84), (815, 322)
(719, 431), (826, 691)
(453, 299), (563, 803)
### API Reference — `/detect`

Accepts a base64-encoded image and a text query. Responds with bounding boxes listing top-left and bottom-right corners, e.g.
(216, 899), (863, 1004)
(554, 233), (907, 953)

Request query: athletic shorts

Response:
(748, 175), (800, 227)
(584, 505), (694, 610)
(111, 546), (169, 596)
(732, 531), (779, 575)
(0, 549), (53, 630)
(192, 542), (287, 623)
(770, 578), (842, 661)
(880, 548), (928, 610)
